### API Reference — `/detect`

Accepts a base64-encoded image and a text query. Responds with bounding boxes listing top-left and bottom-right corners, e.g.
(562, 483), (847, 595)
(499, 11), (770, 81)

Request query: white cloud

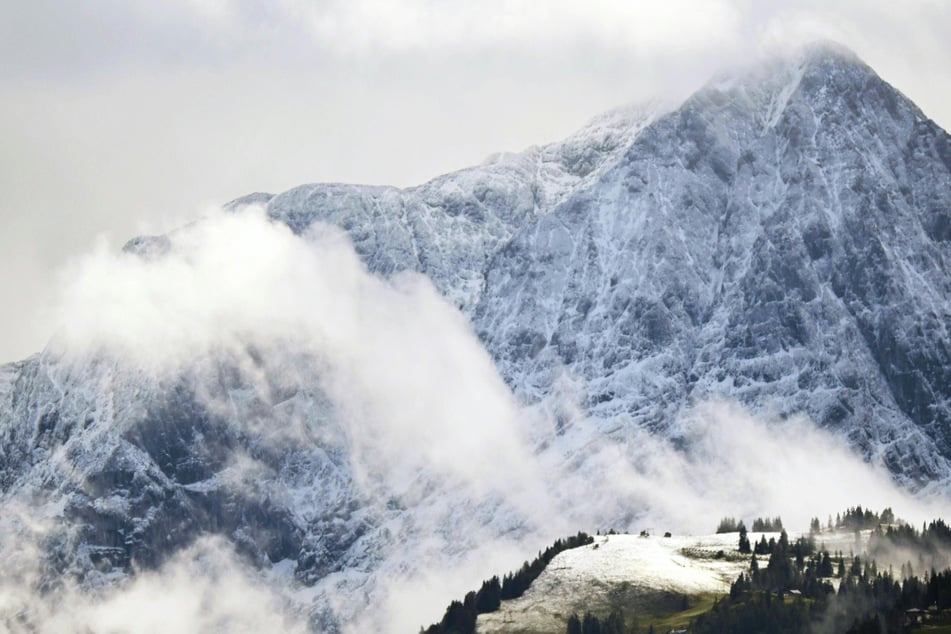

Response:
(289, 0), (743, 58)
(0, 532), (308, 634)
(53, 207), (544, 504)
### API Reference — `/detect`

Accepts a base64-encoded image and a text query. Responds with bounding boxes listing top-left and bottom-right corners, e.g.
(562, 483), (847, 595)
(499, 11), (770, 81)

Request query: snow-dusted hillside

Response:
(477, 529), (876, 634)
(478, 533), (746, 633)
(1, 42), (950, 631)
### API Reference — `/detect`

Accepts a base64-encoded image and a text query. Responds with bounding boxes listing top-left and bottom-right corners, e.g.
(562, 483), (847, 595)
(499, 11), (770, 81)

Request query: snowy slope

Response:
(478, 533), (746, 633)
(477, 529), (872, 634)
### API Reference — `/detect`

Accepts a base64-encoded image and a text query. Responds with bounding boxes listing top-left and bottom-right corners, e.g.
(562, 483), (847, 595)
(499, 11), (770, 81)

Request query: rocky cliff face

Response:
(474, 45), (951, 488)
(234, 44), (951, 489)
(1, 43), (950, 629)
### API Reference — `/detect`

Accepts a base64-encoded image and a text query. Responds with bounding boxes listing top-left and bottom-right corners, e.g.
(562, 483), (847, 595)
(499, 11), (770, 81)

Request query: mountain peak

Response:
(798, 39), (866, 68)
(707, 39), (872, 94)
(687, 39), (905, 135)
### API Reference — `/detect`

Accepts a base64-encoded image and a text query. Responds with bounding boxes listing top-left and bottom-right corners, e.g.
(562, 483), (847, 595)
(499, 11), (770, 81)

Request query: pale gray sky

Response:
(1, 0), (949, 362)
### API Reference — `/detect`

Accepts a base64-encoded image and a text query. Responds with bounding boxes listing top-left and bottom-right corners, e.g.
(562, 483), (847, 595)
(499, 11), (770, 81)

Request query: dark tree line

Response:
(422, 532), (593, 634)
(565, 610), (627, 634)
(868, 518), (951, 558)
(718, 516), (784, 535)
(745, 529), (815, 563)
(835, 506), (895, 531)
(751, 516), (784, 532)
(500, 532), (595, 600)
(717, 517), (742, 533)
(694, 516), (951, 634)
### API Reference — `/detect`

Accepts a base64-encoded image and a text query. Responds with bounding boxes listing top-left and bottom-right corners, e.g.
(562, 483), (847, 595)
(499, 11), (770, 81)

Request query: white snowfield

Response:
(478, 532), (753, 633)
(551, 533), (744, 593)
(478, 530), (869, 633)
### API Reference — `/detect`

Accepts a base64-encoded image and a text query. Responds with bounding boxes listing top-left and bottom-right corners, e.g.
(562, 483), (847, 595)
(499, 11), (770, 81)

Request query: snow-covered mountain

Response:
(1, 42), (950, 631)
(231, 43), (951, 488)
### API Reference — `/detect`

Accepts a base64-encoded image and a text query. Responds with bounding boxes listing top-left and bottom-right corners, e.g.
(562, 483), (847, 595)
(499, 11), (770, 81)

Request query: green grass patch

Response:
(554, 589), (722, 633)
(637, 592), (720, 632)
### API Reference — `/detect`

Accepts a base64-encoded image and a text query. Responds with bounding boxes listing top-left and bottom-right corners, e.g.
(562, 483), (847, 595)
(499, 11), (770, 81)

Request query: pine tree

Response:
(881, 507), (895, 525)
(582, 611), (601, 634)
(566, 613), (582, 634)
(475, 576), (501, 613)
(717, 517), (739, 533)
(439, 600), (470, 634)
(739, 524), (751, 554)
(601, 610), (625, 634)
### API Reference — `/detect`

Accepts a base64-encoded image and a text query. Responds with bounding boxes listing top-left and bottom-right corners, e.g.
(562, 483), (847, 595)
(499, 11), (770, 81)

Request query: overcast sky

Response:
(1, 0), (949, 362)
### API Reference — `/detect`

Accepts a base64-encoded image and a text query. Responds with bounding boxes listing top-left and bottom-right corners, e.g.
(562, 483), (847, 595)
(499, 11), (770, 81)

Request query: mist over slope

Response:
(0, 42), (950, 631)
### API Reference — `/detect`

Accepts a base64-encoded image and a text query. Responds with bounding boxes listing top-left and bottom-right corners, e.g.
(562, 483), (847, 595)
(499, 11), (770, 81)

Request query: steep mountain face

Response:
(475, 46), (951, 488)
(234, 45), (951, 489)
(233, 101), (659, 312)
(0, 347), (534, 629)
(0, 43), (950, 630)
